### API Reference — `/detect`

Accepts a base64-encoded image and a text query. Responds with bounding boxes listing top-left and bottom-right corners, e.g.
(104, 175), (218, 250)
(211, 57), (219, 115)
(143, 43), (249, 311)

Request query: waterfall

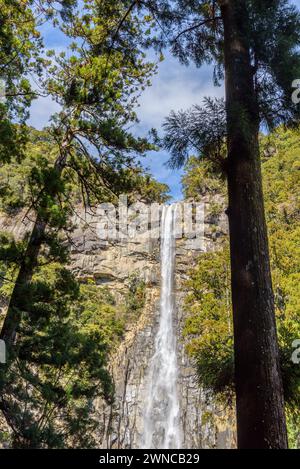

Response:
(140, 204), (182, 449)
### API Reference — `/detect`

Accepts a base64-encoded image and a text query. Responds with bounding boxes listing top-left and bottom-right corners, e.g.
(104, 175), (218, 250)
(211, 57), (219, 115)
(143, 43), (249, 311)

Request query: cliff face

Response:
(0, 197), (236, 449)
(67, 199), (236, 449)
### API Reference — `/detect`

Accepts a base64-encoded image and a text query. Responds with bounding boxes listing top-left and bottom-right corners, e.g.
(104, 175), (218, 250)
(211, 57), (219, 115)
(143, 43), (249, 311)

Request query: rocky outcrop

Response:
(64, 200), (235, 449)
(0, 199), (236, 448)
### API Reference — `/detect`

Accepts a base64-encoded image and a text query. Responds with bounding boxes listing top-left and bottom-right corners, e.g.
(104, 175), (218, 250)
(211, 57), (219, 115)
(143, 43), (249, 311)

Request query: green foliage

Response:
(183, 127), (300, 443)
(0, 128), (62, 213)
(163, 98), (227, 170)
(0, 0), (163, 450)
(0, 215), (148, 448)
(143, 0), (300, 127)
(0, 232), (24, 266)
(0, 265), (149, 447)
(261, 128), (300, 426)
(129, 173), (171, 204)
(0, 127), (170, 217)
(184, 245), (234, 402)
(181, 156), (225, 200)
(0, 0), (43, 163)
(79, 283), (124, 349)
(0, 257), (127, 448)
(124, 273), (146, 321)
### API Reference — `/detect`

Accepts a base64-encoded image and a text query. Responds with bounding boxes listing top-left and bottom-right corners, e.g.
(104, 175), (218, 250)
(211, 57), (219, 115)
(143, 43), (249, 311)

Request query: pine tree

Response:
(0, 0), (42, 163)
(0, 0), (155, 393)
(181, 126), (300, 447)
(0, 127), (169, 447)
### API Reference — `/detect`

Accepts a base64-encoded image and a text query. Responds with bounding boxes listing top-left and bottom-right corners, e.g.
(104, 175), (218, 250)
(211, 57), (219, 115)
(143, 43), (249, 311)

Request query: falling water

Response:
(140, 204), (182, 449)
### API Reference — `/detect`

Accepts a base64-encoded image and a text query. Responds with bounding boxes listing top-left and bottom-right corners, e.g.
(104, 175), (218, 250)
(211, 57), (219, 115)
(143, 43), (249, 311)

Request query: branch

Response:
(174, 17), (221, 42)
(111, 1), (139, 45)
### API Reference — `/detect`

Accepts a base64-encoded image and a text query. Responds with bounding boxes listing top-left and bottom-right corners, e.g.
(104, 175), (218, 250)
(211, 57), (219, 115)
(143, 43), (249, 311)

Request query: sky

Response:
(28, 0), (300, 200)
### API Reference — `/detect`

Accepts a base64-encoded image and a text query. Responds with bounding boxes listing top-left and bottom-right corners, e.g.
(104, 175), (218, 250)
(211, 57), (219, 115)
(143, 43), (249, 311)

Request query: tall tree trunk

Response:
(0, 136), (71, 349)
(0, 214), (46, 348)
(220, 0), (288, 448)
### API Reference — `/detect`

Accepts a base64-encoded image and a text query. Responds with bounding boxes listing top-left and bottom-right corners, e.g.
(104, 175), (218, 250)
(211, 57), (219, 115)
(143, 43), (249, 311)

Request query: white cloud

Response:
(29, 95), (60, 130)
(27, 49), (224, 199)
(136, 54), (224, 131)
(134, 54), (224, 199)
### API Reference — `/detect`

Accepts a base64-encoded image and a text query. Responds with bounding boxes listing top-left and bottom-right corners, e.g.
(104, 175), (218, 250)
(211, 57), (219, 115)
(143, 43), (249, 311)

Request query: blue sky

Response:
(28, 0), (300, 200)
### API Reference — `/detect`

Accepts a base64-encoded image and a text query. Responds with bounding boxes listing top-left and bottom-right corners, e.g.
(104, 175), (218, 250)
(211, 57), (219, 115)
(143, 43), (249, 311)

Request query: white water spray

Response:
(140, 204), (181, 449)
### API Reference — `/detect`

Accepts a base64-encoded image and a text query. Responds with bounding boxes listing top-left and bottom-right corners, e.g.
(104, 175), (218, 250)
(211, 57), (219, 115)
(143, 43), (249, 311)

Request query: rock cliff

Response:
(0, 197), (236, 448)
(67, 199), (236, 449)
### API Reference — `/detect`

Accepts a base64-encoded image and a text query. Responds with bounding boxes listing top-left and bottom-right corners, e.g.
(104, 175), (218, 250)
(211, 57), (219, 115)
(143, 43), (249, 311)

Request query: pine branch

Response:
(174, 17), (222, 42)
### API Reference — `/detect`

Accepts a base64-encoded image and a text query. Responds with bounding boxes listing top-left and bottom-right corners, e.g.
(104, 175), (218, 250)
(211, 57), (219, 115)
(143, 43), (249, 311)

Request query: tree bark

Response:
(0, 137), (70, 349)
(220, 0), (288, 448)
(0, 214), (46, 347)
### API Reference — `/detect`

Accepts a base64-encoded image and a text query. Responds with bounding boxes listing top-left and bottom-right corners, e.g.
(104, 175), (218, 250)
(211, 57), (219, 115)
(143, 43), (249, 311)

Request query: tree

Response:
(0, 258), (114, 448)
(0, 0), (155, 397)
(140, 0), (300, 448)
(0, 0), (42, 163)
(182, 126), (300, 447)
(0, 127), (168, 447)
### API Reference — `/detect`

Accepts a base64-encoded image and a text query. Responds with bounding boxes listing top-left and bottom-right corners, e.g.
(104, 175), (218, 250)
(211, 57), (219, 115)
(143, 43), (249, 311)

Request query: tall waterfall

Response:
(140, 204), (182, 449)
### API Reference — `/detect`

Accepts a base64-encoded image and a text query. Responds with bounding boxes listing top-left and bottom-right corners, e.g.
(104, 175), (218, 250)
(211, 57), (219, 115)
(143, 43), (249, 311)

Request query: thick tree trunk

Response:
(220, 0), (288, 448)
(0, 214), (46, 347)
(0, 139), (70, 350)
